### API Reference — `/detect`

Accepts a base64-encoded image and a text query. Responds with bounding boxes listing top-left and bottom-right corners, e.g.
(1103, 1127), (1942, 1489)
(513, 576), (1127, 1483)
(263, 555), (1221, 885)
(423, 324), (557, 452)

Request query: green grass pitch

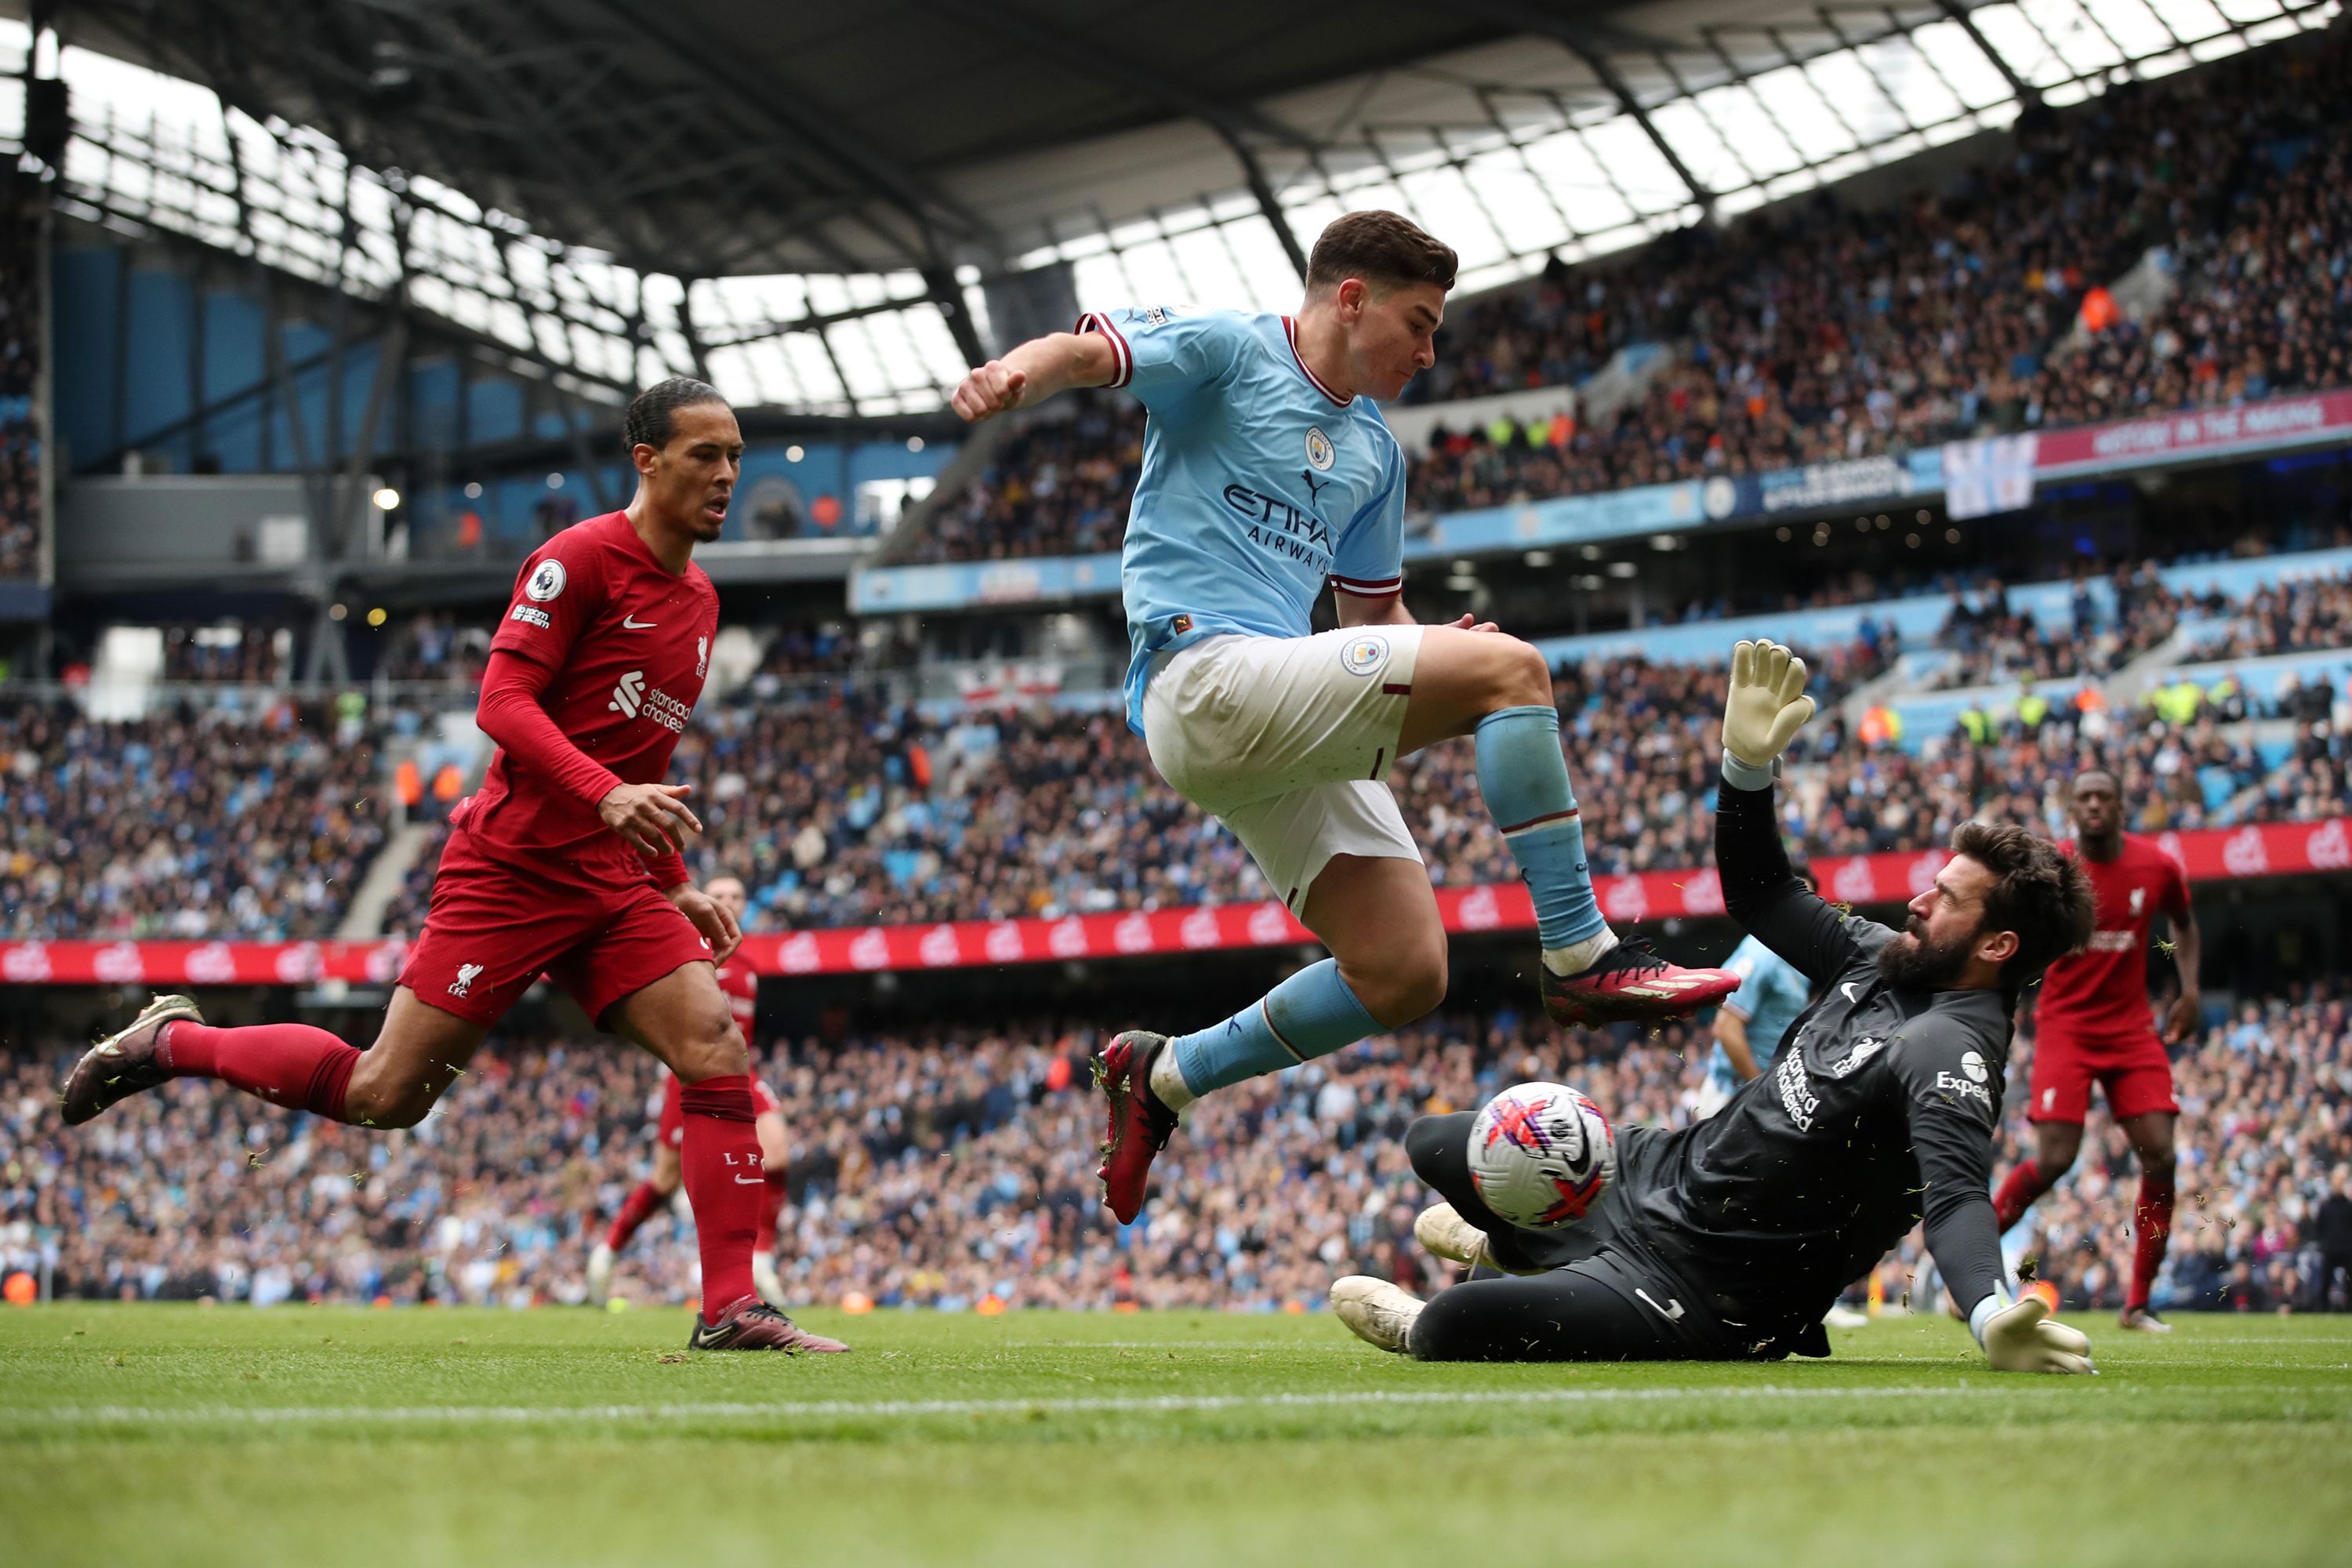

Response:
(5, 1305), (2348, 1566)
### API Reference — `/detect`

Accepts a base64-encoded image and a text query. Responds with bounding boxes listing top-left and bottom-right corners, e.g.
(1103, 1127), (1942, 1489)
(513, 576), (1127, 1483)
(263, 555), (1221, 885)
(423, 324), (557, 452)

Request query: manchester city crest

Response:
(1305, 425), (1336, 471)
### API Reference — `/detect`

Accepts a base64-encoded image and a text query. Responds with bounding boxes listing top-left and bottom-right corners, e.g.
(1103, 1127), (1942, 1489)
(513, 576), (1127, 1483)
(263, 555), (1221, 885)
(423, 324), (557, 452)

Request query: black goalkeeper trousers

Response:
(1403, 1112), (1744, 1363)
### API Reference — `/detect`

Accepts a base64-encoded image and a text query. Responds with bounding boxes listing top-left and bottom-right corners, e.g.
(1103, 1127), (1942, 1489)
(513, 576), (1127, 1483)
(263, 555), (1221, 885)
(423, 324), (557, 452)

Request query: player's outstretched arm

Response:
(951, 332), (1120, 423)
(1714, 639), (1864, 984)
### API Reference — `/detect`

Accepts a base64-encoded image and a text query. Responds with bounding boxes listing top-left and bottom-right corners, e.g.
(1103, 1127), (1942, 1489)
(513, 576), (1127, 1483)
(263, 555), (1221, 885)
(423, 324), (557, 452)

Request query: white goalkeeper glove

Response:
(1972, 1291), (2096, 1375)
(1721, 638), (1817, 789)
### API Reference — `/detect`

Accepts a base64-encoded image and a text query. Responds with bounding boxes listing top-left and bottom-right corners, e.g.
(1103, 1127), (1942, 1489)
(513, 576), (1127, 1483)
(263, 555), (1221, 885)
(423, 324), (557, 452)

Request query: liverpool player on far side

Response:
(590, 874), (796, 1308)
(1993, 768), (2201, 1332)
(60, 379), (844, 1354)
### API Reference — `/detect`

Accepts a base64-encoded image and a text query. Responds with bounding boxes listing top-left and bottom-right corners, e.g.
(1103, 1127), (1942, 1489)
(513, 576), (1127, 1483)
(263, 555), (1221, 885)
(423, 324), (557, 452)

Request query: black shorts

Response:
(1404, 1112), (1772, 1363)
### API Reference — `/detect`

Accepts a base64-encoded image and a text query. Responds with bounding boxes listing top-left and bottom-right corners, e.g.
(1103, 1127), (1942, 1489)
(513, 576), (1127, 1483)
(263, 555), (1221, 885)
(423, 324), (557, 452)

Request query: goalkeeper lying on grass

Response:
(1332, 639), (2100, 1374)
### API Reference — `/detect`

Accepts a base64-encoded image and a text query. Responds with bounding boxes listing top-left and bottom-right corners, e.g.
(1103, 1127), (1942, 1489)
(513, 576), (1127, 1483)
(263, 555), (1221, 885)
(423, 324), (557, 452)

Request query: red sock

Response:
(604, 1180), (666, 1252)
(1993, 1158), (2058, 1232)
(2129, 1171), (2176, 1311)
(161, 1020), (360, 1121)
(677, 1074), (760, 1322)
(757, 1168), (789, 1251)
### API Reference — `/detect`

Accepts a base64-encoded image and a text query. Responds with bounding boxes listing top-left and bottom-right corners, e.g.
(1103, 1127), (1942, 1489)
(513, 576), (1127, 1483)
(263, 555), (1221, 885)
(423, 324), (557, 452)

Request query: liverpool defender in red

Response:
(60, 379), (844, 1354)
(1993, 768), (2201, 1332)
(588, 874), (795, 1308)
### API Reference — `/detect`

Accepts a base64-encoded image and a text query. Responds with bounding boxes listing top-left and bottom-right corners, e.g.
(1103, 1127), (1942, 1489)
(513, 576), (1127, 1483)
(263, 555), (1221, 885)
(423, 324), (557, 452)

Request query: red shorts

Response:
(658, 1073), (782, 1150)
(398, 827), (714, 1026)
(2027, 1027), (2180, 1124)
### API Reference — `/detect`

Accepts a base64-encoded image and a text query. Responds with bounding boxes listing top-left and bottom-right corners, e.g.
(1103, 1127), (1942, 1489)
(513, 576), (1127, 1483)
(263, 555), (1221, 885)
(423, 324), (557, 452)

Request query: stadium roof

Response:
(3, 0), (2339, 416)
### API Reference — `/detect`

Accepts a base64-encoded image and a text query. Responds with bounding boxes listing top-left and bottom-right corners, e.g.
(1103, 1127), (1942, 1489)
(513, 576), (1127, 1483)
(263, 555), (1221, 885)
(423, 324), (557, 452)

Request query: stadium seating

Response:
(0, 168), (43, 582)
(884, 30), (2352, 564)
(0, 695), (391, 939)
(11, 991), (2343, 1314)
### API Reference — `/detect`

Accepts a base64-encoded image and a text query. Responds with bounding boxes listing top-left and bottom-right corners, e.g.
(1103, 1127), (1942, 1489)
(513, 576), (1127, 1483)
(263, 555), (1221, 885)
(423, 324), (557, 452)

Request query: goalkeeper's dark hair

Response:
(624, 377), (728, 453)
(1951, 819), (2096, 986)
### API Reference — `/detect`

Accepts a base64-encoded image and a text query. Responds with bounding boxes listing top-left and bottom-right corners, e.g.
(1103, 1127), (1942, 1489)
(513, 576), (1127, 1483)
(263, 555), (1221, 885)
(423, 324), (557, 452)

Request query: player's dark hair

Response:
(2071, 766), (2119, 793)
(1307, 210), (1458, 295)
(1951, 820), (2096, 985)
(624, 377), (728, 452)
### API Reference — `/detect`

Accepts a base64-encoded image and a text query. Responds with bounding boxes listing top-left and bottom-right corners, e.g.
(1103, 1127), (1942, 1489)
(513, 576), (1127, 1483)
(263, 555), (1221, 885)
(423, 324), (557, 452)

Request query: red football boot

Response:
(688, 1298), (851, 1353)
(1094, 1030), (1179, 1225)
(1541, 936), (1740, 1027)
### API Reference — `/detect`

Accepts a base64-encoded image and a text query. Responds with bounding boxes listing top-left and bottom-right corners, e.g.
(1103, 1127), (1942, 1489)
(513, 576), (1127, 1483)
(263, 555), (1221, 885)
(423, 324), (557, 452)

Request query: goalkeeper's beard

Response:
(1876, 917), (1977, 990)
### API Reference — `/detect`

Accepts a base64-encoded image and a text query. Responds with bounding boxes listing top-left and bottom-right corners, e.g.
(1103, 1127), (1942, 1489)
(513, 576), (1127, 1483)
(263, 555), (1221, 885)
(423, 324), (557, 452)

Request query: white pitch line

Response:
(39, 1384), (1984, 1426)
(33, 1379), (2347, 1428)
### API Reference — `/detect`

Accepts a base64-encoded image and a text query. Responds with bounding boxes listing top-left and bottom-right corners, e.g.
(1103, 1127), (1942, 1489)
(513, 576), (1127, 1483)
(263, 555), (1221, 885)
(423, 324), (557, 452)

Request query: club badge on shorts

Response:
(1341, 633), (1389, 678)
(1305, 426), (1335, 471)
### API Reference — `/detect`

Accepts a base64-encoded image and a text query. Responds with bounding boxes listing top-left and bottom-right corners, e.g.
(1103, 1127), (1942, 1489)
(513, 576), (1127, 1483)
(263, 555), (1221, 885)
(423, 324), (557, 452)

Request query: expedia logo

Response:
(1341, 633), (1389, 678)
(1305, 426), (1335, 471)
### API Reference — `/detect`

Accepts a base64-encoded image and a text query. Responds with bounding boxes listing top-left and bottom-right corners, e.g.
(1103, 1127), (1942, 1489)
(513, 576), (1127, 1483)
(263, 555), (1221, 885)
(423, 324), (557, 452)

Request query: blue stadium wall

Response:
(48, 244), (949, 548)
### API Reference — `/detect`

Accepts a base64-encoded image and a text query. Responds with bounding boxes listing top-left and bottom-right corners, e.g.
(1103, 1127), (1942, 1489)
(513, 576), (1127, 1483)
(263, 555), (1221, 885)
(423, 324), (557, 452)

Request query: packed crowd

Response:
(159, 624), (292, 685)
(11, 984), (2347, 1316)
(1926, 564), (2187, 691)
(2006, 986), (2352, 1313)
(886, 31), (2349, 564)
(0, 168), (44, 580)
(2193, 571), (2352, 662)
(0, 695), (390, 940)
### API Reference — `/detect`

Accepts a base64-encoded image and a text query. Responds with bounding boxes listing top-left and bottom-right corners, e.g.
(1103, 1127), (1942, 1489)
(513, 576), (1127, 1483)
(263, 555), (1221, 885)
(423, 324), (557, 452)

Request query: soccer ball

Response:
(1466, 1082), (1616, 1229)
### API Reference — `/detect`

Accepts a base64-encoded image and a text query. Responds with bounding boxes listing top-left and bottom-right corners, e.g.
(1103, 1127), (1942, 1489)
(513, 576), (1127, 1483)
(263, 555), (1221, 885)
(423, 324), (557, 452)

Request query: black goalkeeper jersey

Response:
(1602, 780), (2013, 1347)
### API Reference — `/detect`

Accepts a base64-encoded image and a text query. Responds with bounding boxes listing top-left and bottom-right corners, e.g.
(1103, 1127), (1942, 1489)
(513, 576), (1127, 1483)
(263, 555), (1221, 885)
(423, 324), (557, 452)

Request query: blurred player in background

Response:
(588, 874), (794, 1309)
(60, 381), (844, 1354)
(1696, 871), (1818, 1121)
(951, 209), (1738, 1226)
(1993, 768), (2200, 1332)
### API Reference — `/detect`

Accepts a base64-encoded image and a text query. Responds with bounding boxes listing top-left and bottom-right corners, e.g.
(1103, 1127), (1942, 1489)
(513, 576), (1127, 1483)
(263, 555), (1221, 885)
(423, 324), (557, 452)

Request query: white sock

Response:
(1541, 927), (1620, 978)
(751, 1250), (784, 1308)
(1148, 1040), (1196, 1113)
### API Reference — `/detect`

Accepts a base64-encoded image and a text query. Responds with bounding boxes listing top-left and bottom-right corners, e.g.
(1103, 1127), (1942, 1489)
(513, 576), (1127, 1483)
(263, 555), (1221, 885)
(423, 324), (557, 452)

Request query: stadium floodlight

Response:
(372, 487), (401, 511)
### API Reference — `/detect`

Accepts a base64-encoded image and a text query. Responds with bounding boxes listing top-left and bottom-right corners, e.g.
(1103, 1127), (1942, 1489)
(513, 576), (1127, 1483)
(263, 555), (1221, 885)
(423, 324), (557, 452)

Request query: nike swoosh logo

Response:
(732, 1174), (764, 1186)
(1842, 982), (1860, 1003)
(1635, 1288), (1686, 1322)
(622, 614), (658, 628)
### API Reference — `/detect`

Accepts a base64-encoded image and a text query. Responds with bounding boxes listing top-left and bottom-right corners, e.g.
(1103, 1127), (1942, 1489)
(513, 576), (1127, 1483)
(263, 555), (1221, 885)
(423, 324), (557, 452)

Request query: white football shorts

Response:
(1142, 626), (1425, 913)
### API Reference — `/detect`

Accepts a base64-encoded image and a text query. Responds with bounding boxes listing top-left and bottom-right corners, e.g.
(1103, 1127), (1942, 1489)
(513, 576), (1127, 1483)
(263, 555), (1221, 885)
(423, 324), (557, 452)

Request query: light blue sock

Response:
(1167, 958), (1382, 1098)
(1475, 703), (1606, 950)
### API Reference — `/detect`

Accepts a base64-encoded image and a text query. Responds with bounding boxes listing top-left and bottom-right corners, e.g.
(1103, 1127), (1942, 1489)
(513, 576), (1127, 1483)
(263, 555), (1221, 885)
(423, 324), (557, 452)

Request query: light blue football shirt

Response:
(1704, 933), (1817, 1099)
(1077, 307), (1407, 736)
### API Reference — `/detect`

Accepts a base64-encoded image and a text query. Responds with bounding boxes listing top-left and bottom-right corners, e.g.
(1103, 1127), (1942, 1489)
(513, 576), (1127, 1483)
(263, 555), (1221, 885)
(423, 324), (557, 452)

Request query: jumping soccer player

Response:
(1330, 641), (2098, 1374)
(1991, 768), (2200, 1332)
(950, 209), (1738, 1225)
(60, 380), (845, 1354)
(588, 874), (795, 1309)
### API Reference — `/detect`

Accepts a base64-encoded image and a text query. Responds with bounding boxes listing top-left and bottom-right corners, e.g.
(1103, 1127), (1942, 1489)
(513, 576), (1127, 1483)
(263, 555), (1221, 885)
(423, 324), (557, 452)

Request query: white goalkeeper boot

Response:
(586, 1242), (615, 1305)
(1414, 1203), (1546, 1276)
(1330, 1276), (1426, 1355)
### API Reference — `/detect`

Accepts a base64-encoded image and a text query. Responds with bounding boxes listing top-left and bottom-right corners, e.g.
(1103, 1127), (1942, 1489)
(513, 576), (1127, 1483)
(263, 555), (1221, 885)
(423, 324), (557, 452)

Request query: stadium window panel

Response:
(778, 333), (848, 413)
(1642, 99), (1748, 200)
(897, 306), (970, 394)
(2021, 0), (2132, 73)
(1219, 219), (1306, 313)
(1460, 147), (1577, 259)
(2134, 0), (2238, 45)
(2078, 0), (2180, 56)
(1574, 114), (1690, 219)
(1104, 240), (1197, 309)
(1690, 84), (1805, 182)
(1745, 61), (1864, 168)
(1398, 165), (1509, 276)
(1804, 49), (1915, 147)
(1976, 0), (2089, 79)
(1166, 224), (1251, 314)
(1908, 19), (2022, 108)
(1518, 135), (1633, 238)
